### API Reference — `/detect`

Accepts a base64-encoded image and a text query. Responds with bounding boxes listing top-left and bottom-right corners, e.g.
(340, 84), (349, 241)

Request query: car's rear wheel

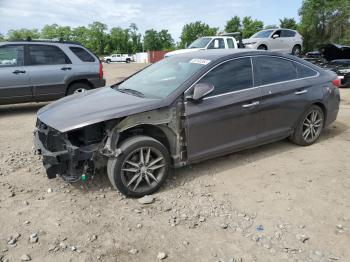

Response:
(107, 136), (170, 197)
(66, 83), (90, 96)
(257, 45), (267, 50)
(292, 45), (301, 56)
(290, 105), (324, 146)
(106, 59), (111, 64)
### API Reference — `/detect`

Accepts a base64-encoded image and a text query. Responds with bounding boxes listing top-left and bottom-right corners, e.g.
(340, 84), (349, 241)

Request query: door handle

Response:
(242, 101), (259, 108)
(61, 67), (72, 71)
(12, 70), (26, 74)
(294, 89), (308, 95)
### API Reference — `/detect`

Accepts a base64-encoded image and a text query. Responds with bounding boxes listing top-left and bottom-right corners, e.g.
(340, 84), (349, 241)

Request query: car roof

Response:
(172, 49), (267, 60)
(0, 40), (83, 47)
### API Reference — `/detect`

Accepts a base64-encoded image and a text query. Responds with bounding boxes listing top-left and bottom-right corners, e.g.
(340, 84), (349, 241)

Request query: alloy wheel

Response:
(302, 110), (323, 143)
(74, 88), (87, 94)
(121, 147), (166, 193)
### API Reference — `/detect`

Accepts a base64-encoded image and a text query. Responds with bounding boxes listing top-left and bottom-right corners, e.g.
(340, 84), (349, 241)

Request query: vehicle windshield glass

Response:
(115, 56), (208, 98)
(251, 30), (274, 38)
(188, 37), (212, 48)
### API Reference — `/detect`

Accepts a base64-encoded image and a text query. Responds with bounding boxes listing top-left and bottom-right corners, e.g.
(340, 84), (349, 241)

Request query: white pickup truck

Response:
(103, 54), (133, 63)
(165, 34), (243, 58)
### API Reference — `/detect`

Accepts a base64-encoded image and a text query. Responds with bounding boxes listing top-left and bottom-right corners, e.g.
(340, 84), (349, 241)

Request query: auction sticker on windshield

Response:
(190, 58), (211, 65)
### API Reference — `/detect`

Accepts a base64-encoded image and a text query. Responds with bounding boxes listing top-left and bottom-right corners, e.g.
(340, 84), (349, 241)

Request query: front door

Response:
(184, 57), (261, 163)
(26, 44), (73, 101)
(0, 44), (32, 104)
(269, 30), (285, 52)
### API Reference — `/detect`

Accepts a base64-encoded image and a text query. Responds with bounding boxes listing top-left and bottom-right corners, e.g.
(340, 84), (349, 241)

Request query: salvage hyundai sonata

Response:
(34, 50), (340, 197)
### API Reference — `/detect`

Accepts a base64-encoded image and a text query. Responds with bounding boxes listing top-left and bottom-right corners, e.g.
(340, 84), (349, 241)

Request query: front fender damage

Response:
(34, 103), (185, 182)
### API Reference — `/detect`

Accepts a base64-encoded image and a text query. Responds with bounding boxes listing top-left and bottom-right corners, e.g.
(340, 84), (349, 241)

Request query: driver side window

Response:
(198, 57), (253, 97)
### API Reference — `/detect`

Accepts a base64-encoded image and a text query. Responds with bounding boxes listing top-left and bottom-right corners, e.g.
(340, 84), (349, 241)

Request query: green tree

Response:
(158, 29), (174, 50)
(299, 0), (350, 51)
(41, 24), (71, 40)
(0, 33), (5, 42)
(108, 27), (131, 54)
(71, 26), (90, 45)
(179, 21), (218, 48)
(7, 28), (40, 40)
(225, 16), (241, 33)
(144, 29), (161, 51)
(279, 17), (298, 30)
(241, 16), (264, 38)
(129, 23), (143, 53)
(87, 21), (108, 55)
(264, 25), (278, 29)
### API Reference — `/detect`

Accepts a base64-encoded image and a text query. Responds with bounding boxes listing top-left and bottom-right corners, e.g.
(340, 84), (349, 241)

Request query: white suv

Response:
(103, 54), (133, 63)
(243, 28), (303, 56)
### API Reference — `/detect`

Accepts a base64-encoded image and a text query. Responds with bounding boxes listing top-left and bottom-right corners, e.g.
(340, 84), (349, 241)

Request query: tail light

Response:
(99, 62), (103, 79)
(332, 78), (341, 87)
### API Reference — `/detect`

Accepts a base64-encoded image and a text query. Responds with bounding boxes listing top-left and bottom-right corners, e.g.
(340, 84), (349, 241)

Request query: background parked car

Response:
(0, 40), (105, 105)
(243, 28), (303, 55)
(103, 54), (133, 63)
(165, 33), (242, 57)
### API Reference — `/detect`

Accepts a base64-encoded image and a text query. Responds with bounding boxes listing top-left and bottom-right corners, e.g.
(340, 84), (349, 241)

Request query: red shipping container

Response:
(148, 51), (169, 63)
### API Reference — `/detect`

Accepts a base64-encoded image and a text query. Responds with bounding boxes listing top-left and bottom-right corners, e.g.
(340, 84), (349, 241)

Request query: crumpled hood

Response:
(37, 87), (162, 132)
(165, 48), (203, 57)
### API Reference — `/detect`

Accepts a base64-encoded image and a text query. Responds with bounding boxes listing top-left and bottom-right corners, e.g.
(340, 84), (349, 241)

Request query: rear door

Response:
(0, 44), (32, 104)
(26, 44), (73, 101)
(280, 30), (296, 53)
(184, 57), (261, 162)
(253, 55), (317, 141)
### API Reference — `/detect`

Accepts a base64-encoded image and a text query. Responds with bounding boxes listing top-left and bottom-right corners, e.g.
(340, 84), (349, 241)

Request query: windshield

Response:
(188, 37), (212, 49)
(115, 56), (209, 98)
(251, 30), (274, 38)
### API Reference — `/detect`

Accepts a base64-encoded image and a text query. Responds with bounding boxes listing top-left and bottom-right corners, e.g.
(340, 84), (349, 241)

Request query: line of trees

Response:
(1, 0), (349, 54)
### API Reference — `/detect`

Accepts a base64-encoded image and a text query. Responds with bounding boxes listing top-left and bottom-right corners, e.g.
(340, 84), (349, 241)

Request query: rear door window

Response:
(198, 57), (253, 96)
(0, 45), (24, 67)
(253, 56), (297, 85)
(69, 46), (95, 62)
(227, 39), (235, 49)
(281, 30), (296, 37)
(296, 63), (318, 78)
(28, 45), (71, 65)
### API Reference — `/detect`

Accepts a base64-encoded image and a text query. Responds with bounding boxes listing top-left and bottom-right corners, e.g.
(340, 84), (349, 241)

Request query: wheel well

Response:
(313, 102), (327, 125)
(66, 80), (93, 95)
(294, 44), (301, 49)
(118, 124), (171, 154)
(258, 44), (267, 49)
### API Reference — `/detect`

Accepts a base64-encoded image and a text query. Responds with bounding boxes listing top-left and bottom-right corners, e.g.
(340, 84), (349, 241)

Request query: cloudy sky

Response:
(0, 0), (303, 41)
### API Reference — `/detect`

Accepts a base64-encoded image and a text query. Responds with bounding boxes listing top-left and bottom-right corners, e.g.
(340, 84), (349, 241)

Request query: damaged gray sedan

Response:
(34, 50), (340, 197)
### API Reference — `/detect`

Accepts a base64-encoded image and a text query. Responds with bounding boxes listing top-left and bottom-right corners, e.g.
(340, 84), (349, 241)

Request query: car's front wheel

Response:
(107, 136), (170, 197)
(290, 105), (324, 146)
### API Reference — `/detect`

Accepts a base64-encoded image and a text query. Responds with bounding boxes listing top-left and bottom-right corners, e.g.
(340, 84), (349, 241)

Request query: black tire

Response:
(290, 105), (325, 146)
(292, 45), (301, 56)
(257, 45), (267, 50)
(66, 82), (90, 96)
(126, 58), (131, 63)
(106, 59), (111, 64)
(107, 136), (170, 198)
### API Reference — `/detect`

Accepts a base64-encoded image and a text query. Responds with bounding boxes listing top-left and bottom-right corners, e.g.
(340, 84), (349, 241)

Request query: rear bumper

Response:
(89, 78), (106, 88)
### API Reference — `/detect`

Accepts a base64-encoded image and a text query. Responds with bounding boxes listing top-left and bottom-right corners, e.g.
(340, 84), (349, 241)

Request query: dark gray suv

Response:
(0, 40), (105, 105)
(34, 50), (340, 197)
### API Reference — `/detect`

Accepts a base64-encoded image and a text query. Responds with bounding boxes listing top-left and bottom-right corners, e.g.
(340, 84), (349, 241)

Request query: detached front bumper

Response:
(33, 122), (97, 180)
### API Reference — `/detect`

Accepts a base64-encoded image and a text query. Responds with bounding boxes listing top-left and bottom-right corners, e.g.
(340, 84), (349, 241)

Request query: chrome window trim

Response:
(184, 55), (320, 102)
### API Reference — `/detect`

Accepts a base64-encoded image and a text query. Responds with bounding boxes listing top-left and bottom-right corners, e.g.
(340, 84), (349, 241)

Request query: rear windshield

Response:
(69, 46), (96, 62)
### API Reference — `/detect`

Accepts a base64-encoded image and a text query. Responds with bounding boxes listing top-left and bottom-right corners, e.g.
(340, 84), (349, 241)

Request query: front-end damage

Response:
(34, 101), (186, 182)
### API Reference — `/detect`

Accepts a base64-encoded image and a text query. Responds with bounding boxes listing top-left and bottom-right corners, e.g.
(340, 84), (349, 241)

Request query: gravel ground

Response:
(0, 63), (349, 262)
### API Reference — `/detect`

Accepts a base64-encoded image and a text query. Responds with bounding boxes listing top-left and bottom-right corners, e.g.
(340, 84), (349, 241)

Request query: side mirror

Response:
(272, 34), (279, 39)
(187, 83), (214, 102)
(214, 40), (219, 49)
